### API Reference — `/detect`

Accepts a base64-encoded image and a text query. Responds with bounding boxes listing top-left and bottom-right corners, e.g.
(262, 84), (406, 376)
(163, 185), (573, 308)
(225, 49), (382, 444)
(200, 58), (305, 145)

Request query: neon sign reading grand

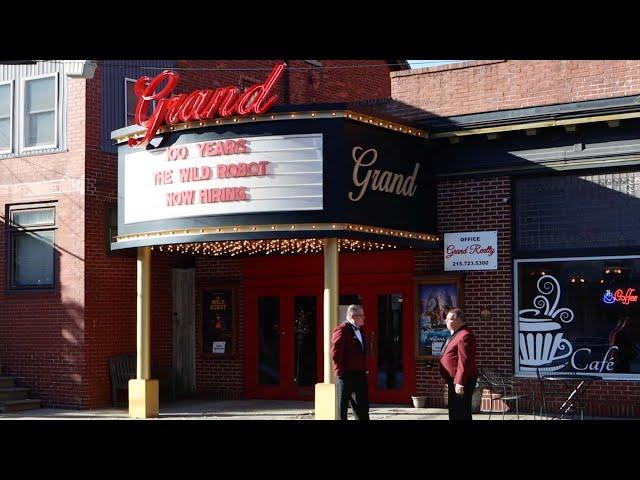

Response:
(129, 62), (286, 148)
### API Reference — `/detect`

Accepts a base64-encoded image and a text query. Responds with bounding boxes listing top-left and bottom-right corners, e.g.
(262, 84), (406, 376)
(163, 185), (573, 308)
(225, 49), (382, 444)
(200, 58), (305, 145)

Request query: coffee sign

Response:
(444, 231), (498, 271)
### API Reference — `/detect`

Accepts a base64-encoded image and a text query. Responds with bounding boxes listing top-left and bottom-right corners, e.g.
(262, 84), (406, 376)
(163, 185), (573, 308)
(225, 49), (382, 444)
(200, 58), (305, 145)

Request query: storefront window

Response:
(516, 257), (640, 378)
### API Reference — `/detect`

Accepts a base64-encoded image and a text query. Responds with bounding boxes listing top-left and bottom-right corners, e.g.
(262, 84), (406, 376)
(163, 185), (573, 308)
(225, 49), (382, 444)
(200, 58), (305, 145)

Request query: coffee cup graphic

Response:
(518, 275), (575, 371)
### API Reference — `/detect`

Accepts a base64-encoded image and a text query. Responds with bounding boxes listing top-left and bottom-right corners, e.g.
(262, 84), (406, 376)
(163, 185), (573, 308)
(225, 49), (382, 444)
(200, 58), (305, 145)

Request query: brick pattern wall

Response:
(415, 175), (640, 417)
(0, 77), (87, 408)
(413, 176), (513, 407)
(390, 60), (640, 119)
(174, 59), (392, 105)
(84, 63), (140, 408)
(195, 257), (244, 398)
(286, 60), (392, 104)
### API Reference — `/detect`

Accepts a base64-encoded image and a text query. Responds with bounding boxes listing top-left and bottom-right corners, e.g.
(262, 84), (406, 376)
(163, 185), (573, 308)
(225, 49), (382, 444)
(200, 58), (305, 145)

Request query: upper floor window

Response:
(0, 71), (63, 158)
(125, 78), (137, 126)
(7, 202), (57, 291)
(125, 77), (154, 127)
(0, 82), (13, 153)
(23, 75), (58, 150)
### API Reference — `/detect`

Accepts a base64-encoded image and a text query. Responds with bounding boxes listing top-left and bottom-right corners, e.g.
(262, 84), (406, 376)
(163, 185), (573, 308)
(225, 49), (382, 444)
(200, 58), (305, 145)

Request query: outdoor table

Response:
(542, 374), (602, 420)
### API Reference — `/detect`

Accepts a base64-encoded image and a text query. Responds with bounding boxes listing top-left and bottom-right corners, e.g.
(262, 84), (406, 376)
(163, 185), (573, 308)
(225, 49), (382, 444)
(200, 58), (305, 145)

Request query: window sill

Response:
(5, 286), (58, 296)
(0, 147), (68, 159)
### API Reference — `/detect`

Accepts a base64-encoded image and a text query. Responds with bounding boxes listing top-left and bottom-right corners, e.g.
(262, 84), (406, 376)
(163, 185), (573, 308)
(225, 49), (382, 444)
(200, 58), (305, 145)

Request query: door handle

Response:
(369, 332), (376, 356)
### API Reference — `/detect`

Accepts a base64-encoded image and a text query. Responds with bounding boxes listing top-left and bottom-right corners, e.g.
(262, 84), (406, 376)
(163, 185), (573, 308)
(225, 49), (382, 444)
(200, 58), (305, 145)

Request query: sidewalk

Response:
(0, 399), (548, 420)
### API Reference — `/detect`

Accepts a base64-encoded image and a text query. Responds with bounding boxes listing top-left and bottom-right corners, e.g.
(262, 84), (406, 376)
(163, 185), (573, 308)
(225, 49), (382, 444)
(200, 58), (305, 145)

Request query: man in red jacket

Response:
(439, 308), (479, 420)
(331, 304), (369, 420)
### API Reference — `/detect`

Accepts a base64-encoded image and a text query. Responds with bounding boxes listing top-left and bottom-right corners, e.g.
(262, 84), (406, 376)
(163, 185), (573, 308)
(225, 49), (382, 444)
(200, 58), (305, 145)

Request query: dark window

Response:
(514, 171), (640, 253)
(7, 202), (56, 290)
(516, 257), (640, 378)
(125, 78), (155, 127)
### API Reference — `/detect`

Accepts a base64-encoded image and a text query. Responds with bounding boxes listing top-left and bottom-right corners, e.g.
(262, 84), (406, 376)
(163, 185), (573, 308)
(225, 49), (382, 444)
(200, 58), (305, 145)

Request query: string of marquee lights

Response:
(115, 223), (440, 244)
(113, 109), (428, 145)
(151, 238), (400, 257)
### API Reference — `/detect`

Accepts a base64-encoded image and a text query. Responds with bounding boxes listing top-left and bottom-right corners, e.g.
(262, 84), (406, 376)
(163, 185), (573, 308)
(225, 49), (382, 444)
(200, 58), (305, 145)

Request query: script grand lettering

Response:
(128, 62), (286, 148)
(348, 146), (420, 202)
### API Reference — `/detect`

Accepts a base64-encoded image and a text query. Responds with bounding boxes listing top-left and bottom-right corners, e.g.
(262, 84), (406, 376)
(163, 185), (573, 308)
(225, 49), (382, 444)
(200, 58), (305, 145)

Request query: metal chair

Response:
(535, 366), (575, 419)
(480, 368), (534, 420)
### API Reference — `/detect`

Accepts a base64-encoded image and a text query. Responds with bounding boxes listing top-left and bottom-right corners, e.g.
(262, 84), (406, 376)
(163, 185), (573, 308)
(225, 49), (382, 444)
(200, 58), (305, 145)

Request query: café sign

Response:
(444, 231), (498, 271)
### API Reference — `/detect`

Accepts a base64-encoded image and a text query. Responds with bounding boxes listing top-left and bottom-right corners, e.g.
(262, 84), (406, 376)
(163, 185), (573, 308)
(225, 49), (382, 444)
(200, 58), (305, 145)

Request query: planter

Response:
(411, 395), (427, 408)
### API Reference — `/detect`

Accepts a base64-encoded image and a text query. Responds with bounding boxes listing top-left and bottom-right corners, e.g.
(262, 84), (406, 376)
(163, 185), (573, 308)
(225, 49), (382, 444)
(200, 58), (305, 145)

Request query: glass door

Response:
(247, 287), (322, 400)
(338, 285), (415, 404)
(292, 295), (321, 399)
(373, 293), (406, 398)
(366, 287), (415, 404)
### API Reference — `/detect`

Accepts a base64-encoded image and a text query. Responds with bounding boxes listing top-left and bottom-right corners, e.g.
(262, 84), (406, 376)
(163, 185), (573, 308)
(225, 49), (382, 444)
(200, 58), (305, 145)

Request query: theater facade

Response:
(2, 60), (640, 417)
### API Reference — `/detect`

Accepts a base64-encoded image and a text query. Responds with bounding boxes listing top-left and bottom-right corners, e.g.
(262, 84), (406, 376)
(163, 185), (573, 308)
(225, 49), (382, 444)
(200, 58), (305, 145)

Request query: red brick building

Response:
(2, 59), (639, 418)
(385, 61), (640, 417)
(0, 60), (404, 409)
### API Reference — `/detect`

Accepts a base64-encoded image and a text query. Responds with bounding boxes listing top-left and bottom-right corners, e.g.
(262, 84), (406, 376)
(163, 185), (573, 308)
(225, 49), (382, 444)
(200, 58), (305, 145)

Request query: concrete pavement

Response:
(0, 399), (545, 420)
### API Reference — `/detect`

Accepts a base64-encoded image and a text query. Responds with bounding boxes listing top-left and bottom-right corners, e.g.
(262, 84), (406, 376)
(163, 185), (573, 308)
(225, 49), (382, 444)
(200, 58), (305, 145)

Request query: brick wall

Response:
(413, 176), (513, 407)
(391, 60), (640, 118)
(0, 77), (87, 408)
(286, 60), (392, 104)
(174, 59), (392, 105)
(414, 174), (640, 417)
(84, 63), (139, 408)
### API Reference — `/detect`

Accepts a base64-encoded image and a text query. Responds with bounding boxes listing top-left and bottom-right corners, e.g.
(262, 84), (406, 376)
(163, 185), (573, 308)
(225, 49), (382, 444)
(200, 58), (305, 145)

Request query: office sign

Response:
(444, 231), (498, 271)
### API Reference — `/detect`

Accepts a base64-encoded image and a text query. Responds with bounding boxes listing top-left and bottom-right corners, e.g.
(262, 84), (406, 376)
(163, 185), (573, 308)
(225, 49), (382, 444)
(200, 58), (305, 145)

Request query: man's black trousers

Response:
(446, 377), (477, 420)
(336, 371), (369, 420)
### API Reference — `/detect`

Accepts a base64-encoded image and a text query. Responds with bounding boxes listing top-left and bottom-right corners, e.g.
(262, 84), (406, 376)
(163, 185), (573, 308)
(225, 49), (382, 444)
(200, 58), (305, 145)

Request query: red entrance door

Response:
(341, 273), (415, 404)
(244, 252), (416, 404)
(245, 279), (324, 400)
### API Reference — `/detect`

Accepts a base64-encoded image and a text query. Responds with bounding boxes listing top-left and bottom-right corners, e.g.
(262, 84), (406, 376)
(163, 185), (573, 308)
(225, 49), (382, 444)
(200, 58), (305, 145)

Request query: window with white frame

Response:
(0, 82), (12, 153)
(7, 202), (57, 290)
(515, 256), (640, 379)
(23, 75), (57, 149)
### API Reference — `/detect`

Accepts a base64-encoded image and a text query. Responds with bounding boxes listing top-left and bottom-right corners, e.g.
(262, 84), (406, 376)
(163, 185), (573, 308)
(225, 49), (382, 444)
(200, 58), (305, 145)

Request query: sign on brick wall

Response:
(444, 231), (498, 271)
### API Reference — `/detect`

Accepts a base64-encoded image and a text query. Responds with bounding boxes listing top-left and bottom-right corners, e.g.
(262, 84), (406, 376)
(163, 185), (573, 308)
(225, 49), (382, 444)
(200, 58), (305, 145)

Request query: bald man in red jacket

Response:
(439, 308), (479, 420)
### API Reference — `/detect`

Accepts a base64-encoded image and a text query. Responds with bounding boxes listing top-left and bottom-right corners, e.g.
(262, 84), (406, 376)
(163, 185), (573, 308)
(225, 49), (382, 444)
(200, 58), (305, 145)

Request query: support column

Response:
(315, 238), (339, 419)
(129, 246), (159, 418)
